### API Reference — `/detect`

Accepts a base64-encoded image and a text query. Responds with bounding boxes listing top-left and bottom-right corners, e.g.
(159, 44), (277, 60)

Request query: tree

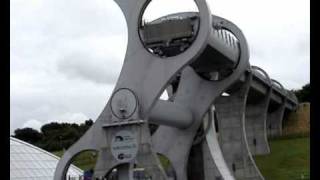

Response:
(293, 83), (310, 102)
(13, 119), (94, 152)
(85, 119), (93, 126)
(13, 128), (43, 145)
(41, 122), (63, 136)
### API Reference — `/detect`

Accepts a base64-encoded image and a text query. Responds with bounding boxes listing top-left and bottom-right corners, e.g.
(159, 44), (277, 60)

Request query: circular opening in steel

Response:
(139, 0), (200, 58)
(63, 150), (98, 179)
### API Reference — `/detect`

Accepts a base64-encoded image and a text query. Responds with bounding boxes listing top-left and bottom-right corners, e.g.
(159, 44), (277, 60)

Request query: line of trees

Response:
(12, 119), (93, 152)
(292, 83), (310, 103)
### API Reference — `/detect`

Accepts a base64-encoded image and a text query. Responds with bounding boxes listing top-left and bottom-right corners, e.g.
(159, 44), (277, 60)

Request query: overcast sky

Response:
(10, 0), (309, 134)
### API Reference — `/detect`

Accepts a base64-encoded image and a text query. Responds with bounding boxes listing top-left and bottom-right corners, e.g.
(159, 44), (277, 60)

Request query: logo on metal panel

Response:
(111, 130), (138, 162)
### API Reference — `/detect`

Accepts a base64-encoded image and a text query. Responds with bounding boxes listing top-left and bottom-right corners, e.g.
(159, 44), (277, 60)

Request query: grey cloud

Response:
(12, 0), (127, 39)
(57, 51), (122, 85)
(10, 0), (309, 134)
(10, 73), (115, 133)
(10, 0), (128, 134)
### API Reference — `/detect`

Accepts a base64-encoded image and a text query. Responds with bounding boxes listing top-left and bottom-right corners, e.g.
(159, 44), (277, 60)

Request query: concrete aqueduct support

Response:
(215, 72), (265, 180)
(267, 102), (286, 138)
(245, 66), (272, 155)
(267, 80), (287, 138)
(245, 92), (271, 156)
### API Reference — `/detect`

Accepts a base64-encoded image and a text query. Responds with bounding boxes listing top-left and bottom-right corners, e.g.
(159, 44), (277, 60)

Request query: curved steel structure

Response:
(54, 0), (299, 179)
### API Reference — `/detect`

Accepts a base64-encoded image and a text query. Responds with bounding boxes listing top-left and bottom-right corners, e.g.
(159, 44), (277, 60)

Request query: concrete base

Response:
(215, 80), (264, 180)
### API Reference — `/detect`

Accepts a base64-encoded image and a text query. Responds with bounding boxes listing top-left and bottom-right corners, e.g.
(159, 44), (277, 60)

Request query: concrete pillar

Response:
(245, 89), (271, 155)
(266, 101), (286, 138)
(215, 79), (264, 180)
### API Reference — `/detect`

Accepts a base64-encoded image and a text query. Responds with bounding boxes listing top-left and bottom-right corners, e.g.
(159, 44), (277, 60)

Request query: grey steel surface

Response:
(55, 0), (213, 179)
(149, 100), (194, 129)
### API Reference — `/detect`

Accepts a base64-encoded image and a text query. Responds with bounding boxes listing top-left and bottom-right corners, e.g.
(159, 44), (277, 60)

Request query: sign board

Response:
(111, 130), (139, 162)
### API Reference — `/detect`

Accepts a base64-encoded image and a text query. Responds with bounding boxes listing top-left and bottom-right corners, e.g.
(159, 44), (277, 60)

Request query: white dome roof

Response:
(10, 137), (83, 180)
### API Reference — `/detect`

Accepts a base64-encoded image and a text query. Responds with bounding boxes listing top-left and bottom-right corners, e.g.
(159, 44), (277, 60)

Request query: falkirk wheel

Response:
(54, 0), (299, 179)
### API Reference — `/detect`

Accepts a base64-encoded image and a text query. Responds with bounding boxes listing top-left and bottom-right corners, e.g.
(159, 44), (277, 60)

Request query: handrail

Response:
(251, 66), (272, 85)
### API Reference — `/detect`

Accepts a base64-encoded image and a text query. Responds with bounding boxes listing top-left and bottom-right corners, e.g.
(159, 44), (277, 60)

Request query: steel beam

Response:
(149, 100), (194, 129)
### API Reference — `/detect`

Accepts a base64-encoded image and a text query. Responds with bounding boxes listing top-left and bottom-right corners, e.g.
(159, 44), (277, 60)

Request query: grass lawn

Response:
(254, 137), (310, 180)
(52, 150), (171, 172)
(52, 150), (97, 171)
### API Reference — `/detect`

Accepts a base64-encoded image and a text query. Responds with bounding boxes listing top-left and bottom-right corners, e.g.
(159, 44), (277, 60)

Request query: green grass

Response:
(53, 137), (310, 179)
(52, 150), (97, 171)
(52, 151), (170, 171)
(254, 137), (310, 180)
(158, 154), (171, 170)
